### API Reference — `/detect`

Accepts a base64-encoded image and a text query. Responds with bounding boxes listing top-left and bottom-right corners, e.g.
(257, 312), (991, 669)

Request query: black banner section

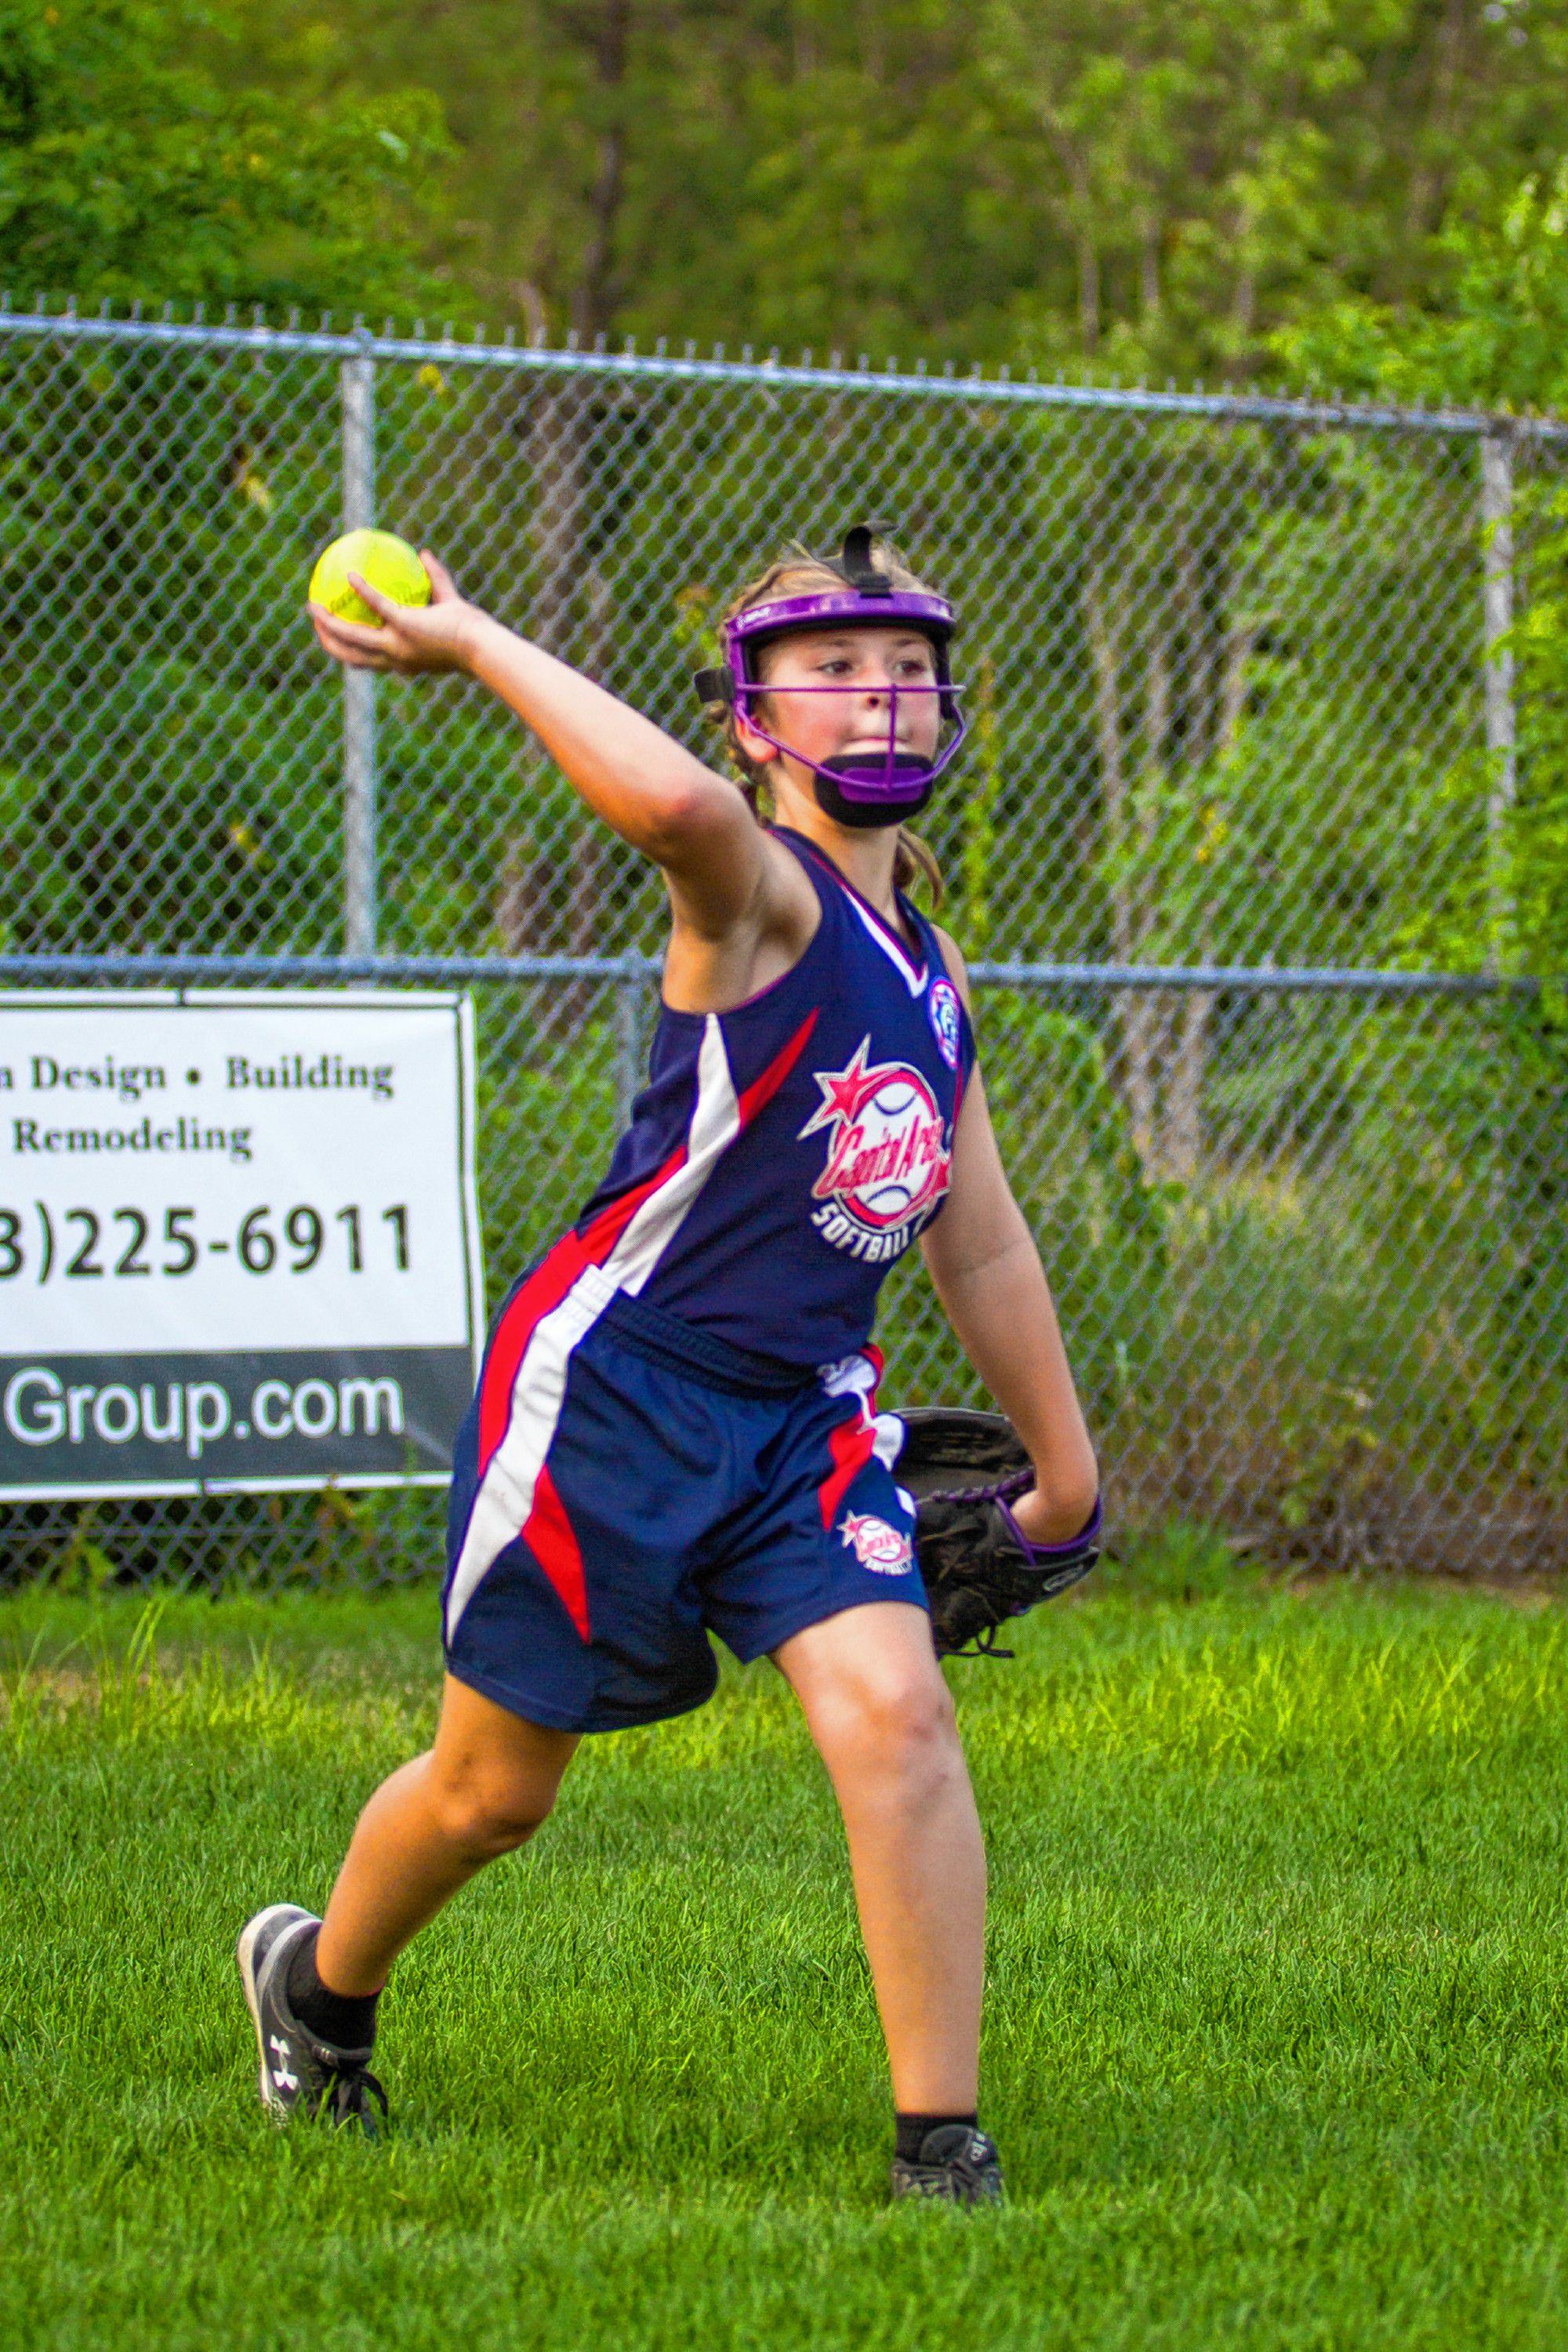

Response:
(0, 1348), (473, 1493)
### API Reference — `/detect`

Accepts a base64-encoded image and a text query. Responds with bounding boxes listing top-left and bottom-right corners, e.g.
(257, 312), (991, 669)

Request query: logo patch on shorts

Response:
(927, 978), (962, 1070)
(839, 1511), (913, 1574)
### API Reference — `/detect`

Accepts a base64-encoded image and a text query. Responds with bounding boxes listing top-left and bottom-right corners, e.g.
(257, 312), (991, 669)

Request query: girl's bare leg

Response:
(314, 1676), (579, 1996)
(773, 1603), (985, 2112)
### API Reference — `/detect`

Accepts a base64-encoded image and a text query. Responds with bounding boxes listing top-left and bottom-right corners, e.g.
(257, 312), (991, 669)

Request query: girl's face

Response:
(737, 626), (942, 808)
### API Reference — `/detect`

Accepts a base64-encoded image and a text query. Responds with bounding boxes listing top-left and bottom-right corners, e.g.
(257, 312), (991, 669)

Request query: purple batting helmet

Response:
(693, 526), (966, 829)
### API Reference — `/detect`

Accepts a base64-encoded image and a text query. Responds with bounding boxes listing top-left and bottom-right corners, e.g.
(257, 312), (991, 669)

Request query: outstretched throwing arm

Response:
(310, 555), (775, 946)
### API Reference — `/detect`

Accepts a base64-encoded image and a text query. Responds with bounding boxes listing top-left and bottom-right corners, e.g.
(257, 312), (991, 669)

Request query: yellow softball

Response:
(308, 528), (432, 626)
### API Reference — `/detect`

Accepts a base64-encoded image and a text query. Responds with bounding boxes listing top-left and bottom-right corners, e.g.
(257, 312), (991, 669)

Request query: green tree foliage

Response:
(1269, 172), (1568, 1434)
(0, 0), (452, 311)
(30, 0), (1565, 373)
(1277, 167), (1568, 979)
(1280, 158), (1568, 416)
(224, 0), (1568, 373)
(982, 0), (1568, 382)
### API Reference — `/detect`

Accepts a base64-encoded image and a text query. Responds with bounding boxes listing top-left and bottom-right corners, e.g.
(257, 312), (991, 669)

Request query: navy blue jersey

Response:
(443, 830), (976, 1650)
(552, 827), (976, 1369)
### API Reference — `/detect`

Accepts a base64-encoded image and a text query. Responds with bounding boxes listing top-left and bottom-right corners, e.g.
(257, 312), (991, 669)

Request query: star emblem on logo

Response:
(798, 1036), (884, 1137)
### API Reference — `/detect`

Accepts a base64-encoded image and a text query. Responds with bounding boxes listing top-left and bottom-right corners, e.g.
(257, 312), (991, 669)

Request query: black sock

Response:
(285, 1926), (381, 2051)
(895, 2110), (978, 2163)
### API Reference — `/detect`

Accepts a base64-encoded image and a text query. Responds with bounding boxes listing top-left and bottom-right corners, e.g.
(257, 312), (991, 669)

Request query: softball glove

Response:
(896, 1406), (1102, 1658)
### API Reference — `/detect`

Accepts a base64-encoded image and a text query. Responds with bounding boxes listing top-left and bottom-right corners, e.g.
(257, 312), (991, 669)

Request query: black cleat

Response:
(235, 1904), (387, 2136)
(890, 2124), (1005, 2205)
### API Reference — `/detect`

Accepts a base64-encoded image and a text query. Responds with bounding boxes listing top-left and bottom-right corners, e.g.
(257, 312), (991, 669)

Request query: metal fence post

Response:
(341, 345), (378, 955)
(615, 963), (646, 1130)
(1482, 429), (1517, 969)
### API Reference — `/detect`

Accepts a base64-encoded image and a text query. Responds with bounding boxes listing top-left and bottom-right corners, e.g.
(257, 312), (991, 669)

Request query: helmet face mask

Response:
(693, 530), (966, 831)
(732, 665), (953, 830)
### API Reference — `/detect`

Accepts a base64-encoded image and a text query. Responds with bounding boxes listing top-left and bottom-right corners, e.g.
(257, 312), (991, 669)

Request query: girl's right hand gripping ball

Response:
(309, 529), (432, 626)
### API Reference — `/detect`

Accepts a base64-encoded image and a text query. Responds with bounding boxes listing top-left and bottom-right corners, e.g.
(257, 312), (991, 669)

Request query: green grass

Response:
(7, 1552), (1568, 2349)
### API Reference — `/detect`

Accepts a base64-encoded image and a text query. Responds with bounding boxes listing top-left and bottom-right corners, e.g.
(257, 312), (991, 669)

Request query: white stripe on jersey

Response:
(843, 892), (926, 997)
(615, 1015), (742, 1294)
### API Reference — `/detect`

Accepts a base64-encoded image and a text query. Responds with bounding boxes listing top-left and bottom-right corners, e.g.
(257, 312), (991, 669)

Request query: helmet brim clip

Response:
(693, 663), (734, 709)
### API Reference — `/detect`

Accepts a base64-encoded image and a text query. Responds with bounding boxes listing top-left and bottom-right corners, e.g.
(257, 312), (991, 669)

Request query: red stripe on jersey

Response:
(477, 1233), (588, 1475)
(578, 1138), (688, 1261)
(482, 1101), (724, 1475)
(574, 1011), (814, 1265)
(737, 1008), (819, 1123)
(479, 1123), (699, 1481)
(521, 1461), (590, 1640)
(477, 1158), (691, 1480)
(480, 1011), (821, 1498)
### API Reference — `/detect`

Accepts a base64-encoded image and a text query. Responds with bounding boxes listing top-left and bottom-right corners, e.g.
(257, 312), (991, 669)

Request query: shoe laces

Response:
(320, 2058), (388, 2135)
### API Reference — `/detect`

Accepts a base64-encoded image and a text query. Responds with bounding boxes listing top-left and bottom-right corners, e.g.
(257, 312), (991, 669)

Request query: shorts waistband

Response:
(598, 1286), (815, 1398)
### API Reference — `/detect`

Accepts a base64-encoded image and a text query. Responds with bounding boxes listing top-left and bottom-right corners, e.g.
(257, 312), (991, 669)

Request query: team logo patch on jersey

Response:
(800, 1036), (953, 1264)
(928, 978), (962, 1071)
(839, 1511), (914, 1574)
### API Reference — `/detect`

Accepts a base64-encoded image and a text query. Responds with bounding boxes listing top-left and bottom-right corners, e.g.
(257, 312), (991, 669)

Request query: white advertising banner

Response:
(0, 992), (484, 1497)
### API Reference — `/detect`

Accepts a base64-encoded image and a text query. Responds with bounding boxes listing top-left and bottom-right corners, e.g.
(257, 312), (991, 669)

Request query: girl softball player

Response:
(238, 526), (1098, 2204)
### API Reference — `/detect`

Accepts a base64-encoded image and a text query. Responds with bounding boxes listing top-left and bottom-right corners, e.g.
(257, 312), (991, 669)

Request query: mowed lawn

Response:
(6, 1553), (1568, 2350)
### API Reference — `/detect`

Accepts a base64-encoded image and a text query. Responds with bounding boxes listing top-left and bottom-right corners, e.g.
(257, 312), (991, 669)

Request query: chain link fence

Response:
(2, 301), (1566, 1584)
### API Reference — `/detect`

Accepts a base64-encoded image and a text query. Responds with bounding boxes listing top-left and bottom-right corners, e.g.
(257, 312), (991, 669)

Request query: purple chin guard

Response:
(693, 526), (965, 829)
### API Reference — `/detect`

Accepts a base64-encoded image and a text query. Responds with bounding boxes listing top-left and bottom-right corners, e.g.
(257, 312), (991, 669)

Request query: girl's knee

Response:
(833, 1661), (961, 1784)
(429, 1760), (559, 1858)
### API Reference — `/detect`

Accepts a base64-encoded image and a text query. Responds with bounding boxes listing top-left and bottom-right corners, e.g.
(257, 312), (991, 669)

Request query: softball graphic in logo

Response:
(800, 1036), (952, 1263)
(927, 978), (962, 1070)
(839, 1511), (914, 1574)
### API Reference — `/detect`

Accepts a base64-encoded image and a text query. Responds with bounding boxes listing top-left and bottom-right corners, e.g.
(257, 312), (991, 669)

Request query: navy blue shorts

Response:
(441, 1262), (927, 1733)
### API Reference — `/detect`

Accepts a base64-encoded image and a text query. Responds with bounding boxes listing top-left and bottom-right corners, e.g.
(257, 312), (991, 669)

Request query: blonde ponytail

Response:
(893, 827), (943, 908)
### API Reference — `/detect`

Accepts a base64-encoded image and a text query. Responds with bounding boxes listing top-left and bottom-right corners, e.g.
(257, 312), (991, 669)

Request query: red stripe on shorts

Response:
(816, 1343), (887, 1529)
(818, 1409), (877, 1530)
(520, 1461), (591, 1641)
